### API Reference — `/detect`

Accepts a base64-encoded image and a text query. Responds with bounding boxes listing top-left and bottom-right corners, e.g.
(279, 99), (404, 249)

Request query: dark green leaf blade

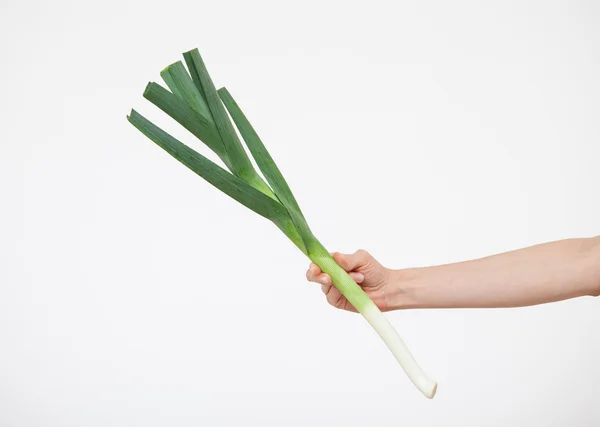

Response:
(160, 61), (212, 120)
(127, 109), (287, 222)
(159, 71), (182, 98)
(143, 82), (230, 166)
(182, 49), (255, 180)
(219, 87), (313, 243)
(183, 50), (204, 96)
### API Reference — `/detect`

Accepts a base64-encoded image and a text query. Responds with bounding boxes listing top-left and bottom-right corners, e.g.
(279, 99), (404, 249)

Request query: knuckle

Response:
(356, 248), (369, 257)
(355, 249), (370, 262)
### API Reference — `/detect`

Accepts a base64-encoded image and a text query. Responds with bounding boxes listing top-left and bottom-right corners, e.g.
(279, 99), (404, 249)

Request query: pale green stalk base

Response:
(243, 172), (279, 201)
(308, 240), (438, 399)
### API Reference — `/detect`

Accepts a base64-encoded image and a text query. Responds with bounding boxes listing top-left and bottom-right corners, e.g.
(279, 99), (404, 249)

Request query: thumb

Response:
(333, 249), (371, 272)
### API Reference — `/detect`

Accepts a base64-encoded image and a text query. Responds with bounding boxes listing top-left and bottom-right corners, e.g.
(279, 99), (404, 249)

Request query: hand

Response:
(306, 249), (393, 312)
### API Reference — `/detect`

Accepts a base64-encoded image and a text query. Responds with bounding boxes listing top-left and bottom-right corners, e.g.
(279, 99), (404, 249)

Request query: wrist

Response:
(385, 267), (430, 310)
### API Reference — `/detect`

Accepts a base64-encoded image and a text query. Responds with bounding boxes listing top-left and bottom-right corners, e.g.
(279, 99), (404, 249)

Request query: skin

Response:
(306, 236), (600, 312)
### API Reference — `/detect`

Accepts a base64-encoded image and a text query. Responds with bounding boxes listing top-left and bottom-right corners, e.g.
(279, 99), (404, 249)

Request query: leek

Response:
(127, 48), (437, 398)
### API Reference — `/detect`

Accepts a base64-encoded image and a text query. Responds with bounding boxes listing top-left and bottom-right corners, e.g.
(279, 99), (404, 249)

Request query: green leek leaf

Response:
(143, 82), (229, 166)
(128, 109), (286, 222)
(182, 49), (255, 181)
(160, 61), (212, 120)
(219, 87), (314, 246)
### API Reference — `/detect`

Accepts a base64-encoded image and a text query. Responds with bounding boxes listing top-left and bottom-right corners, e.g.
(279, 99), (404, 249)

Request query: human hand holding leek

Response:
(307, 250), (394, 312)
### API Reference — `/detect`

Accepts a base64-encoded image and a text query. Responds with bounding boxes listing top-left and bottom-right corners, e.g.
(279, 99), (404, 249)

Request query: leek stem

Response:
(307, 240), (438, 399)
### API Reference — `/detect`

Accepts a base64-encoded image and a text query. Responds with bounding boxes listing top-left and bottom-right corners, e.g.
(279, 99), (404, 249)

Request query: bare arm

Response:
(306, 237), (600, 311)
(391, 236), (600, 309)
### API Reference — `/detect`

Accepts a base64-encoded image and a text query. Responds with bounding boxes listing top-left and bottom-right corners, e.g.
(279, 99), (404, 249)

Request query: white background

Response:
(1, 0), (599, 425)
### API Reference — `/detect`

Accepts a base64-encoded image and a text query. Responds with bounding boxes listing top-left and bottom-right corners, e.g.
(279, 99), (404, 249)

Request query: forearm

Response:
(390, 237), (600, 310)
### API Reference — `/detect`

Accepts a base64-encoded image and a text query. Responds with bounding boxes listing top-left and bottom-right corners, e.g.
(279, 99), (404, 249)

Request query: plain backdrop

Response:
(1, 0), (598, 426)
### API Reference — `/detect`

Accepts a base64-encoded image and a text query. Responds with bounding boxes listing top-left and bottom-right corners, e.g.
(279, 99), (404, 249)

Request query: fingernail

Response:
(356, 273), (364, 282)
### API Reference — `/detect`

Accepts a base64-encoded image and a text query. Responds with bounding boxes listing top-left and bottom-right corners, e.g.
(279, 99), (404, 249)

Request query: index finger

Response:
(305, 263), (322, 282)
